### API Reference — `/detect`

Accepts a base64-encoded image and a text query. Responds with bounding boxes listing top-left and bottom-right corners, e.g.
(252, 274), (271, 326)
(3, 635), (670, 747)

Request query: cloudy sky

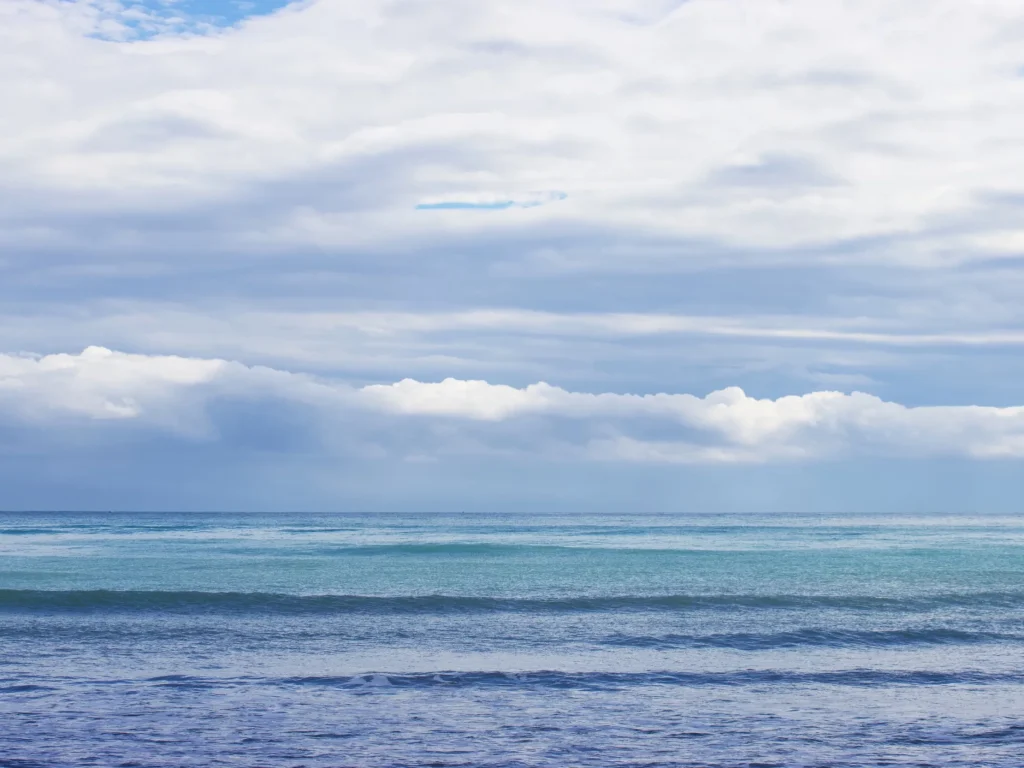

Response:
(3, 0), (1024, 512)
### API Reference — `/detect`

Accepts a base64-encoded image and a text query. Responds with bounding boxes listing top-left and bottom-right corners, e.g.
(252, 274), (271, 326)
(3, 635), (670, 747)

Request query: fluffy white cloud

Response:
(5, 347), (1024, 463)
(4, 0), (1024, 267)
(0, 346), (224, 420)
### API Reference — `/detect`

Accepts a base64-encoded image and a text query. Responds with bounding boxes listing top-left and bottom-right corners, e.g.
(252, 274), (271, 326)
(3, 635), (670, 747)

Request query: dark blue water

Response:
(2, 512), (1024, 766)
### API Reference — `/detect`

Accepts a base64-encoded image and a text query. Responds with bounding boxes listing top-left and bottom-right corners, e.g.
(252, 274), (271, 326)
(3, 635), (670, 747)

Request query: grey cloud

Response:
(706, 153), (843, 190)
(82, 113), (234, 151)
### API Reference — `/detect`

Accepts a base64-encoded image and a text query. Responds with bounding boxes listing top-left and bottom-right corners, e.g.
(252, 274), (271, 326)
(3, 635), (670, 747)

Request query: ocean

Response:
(1, 511), (1023, 767)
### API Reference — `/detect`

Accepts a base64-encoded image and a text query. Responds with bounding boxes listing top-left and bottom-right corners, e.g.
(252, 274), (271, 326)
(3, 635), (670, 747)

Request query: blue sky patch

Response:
(106, 0), (296, 38)
(161, 0), (295, 25)
(416, 192), (567, 210)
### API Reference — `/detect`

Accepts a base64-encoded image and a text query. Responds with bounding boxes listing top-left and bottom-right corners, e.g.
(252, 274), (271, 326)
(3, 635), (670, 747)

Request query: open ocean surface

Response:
(2, 511), (1024, 767)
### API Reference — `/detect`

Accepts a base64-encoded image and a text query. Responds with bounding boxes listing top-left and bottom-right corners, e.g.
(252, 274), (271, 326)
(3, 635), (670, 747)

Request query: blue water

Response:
(2, 512), (1024, 766)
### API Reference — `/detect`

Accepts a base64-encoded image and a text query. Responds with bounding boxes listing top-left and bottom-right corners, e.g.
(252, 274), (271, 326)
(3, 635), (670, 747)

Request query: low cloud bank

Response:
(3, 347), (1023, 463)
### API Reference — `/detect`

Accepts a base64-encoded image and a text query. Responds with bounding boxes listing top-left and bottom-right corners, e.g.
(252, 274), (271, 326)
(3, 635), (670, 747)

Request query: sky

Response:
(3, 0), (1024, 512)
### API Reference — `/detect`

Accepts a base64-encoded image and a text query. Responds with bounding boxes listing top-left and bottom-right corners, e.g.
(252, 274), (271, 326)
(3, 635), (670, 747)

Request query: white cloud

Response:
(4, 347), (1024, 463)
(7, 2), (1024, 506)
(5, 0), (1024, 267)
(0, 346), (225, 422)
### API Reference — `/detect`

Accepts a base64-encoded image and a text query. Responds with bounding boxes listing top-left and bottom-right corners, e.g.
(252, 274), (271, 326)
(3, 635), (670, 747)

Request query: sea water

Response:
(1, 511), (1023, 766)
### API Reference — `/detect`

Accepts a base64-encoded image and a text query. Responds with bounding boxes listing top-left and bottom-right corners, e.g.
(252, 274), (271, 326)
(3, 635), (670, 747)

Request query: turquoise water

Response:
(2, 512), (1024, 766)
